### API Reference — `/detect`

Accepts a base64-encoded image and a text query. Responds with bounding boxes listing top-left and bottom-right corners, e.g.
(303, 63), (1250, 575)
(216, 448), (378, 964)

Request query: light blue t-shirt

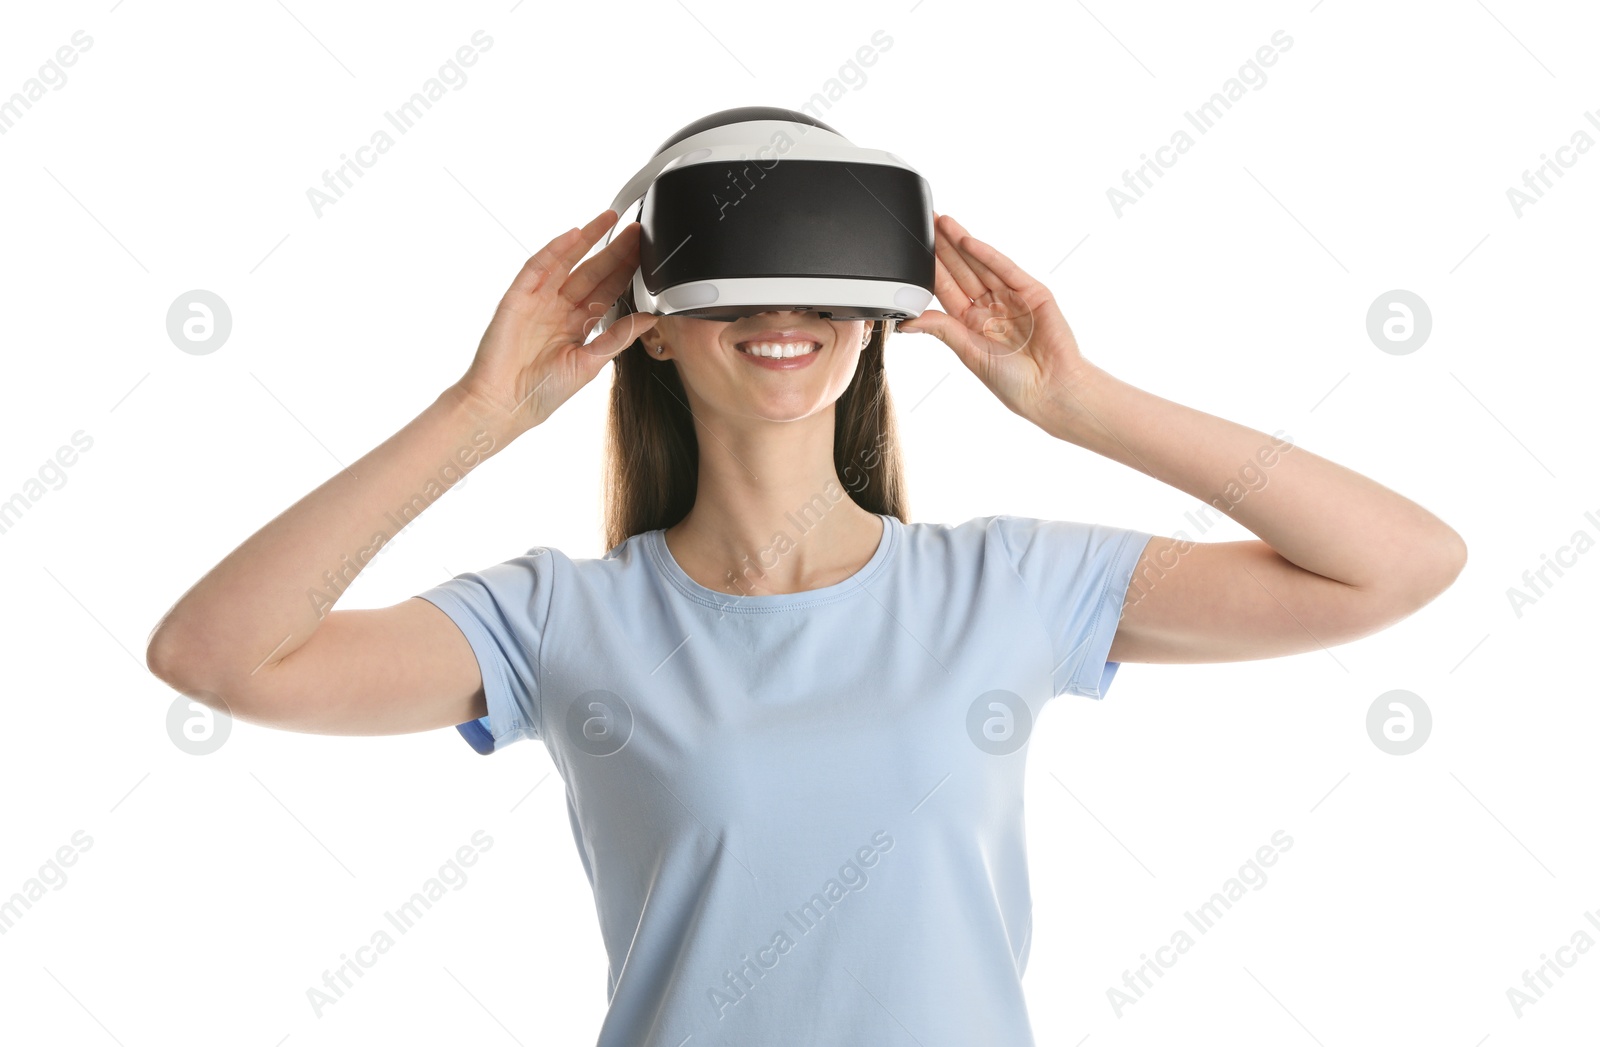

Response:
(415, 512), (1153, 1046)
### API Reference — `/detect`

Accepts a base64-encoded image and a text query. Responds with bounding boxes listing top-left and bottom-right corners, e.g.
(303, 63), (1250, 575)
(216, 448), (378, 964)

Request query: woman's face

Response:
(642, 311), (872, 425)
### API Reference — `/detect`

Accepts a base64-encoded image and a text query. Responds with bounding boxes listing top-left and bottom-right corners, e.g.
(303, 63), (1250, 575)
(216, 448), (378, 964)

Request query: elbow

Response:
(1443, 527), (1468, 578)
(1426, 525), (1469, 592)
(145, 626), (228, 711)
(145, 625), (187, 687)
(145, 608), (194, 686)
(147, 625), (275, 726)
(145, 614), (213, 688)
(1390, 526), (1468, 610)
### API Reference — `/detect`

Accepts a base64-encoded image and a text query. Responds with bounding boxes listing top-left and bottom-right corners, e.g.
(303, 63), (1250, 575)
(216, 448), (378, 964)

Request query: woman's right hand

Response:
(452, 208), (658, 440)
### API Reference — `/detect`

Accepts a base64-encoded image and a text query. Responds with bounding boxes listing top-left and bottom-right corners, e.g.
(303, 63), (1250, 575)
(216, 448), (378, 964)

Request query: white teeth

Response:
(740, 341), (819, 358)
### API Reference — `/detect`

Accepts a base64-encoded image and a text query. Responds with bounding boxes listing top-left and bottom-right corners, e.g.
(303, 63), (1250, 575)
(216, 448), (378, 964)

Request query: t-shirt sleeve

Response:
(994, 515), (1155, 700)
(413, 549), (554, 755)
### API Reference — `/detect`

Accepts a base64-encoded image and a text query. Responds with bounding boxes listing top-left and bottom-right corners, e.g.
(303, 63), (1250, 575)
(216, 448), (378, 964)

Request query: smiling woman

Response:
(602, 281), (898, 552)
(145, 107), (1465, 1047)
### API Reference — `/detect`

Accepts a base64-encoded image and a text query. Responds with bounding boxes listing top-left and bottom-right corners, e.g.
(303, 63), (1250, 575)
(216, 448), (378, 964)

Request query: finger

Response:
(560, 207), (623, 272)
(940, 214), (1010, 297)
(898, 308), (978, 367)
(929, 251), (972, 319)
(505, 208), (617, 300)
(580, 251), (643, 326)
(939, 215), (1005, 294)
(575, 247), (648, 338)
(563, 221), (640, 308)
(506, 226), (586, 299)
(932, 214), (987, 304)
(942, 215), (1041, 296)
(579, 310), (658, 360)
(574, 260), (646, 342)
(900, 307), (957, 341)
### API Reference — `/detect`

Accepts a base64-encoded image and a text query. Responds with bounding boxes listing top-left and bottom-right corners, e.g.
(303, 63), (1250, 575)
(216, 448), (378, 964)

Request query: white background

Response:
(2, 0), (1595, 1044)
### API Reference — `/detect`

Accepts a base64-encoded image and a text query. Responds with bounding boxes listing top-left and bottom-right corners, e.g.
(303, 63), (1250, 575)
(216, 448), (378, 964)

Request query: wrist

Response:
(440, 381), (528, 449)
(1033, 361), (1116, 444)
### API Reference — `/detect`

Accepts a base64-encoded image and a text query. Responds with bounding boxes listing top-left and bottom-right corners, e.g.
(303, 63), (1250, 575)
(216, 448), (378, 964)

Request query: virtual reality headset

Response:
(596, 106), (935, 333)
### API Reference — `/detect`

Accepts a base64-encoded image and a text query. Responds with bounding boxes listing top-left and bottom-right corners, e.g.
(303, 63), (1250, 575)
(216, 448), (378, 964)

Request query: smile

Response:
(737, 341), (821, 359)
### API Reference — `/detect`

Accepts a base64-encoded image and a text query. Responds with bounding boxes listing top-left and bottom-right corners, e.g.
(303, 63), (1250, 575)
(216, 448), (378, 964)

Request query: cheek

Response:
(826, 349), (865, 393)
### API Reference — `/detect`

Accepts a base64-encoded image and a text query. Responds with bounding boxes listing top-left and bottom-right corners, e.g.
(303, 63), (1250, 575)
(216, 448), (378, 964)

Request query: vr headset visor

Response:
(598, 107), (935, 332)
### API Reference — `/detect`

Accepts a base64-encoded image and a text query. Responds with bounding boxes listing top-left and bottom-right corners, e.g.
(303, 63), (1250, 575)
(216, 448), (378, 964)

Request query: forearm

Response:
(1039, 364), (1466, 595)
(147, 384), (510, 685)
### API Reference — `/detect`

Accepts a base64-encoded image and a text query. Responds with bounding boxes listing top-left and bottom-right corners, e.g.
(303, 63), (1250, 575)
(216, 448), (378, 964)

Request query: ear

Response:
(640, 315), (670, 349)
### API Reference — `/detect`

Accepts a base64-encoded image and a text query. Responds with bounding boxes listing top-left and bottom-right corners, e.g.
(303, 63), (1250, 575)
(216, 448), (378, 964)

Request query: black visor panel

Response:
(638, 159), (934, 296)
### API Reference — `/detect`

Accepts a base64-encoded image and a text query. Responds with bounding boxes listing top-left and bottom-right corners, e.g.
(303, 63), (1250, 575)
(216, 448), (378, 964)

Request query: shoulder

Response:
(534, 528), (663, 595)
(509, 527), (657, 570)
(892, 514), (1038, 570)
(916, 514), (1153, 578)
(897, 514), (1063, 551)
(450, 532), (648, 596)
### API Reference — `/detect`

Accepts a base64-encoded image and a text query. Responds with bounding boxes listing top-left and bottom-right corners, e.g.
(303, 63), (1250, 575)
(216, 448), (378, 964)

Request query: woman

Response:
(146, 203), (1466, 1044)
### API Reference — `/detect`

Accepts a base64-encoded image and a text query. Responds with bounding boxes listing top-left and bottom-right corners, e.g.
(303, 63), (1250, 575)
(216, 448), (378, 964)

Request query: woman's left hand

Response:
(899, 213), (1098, 428)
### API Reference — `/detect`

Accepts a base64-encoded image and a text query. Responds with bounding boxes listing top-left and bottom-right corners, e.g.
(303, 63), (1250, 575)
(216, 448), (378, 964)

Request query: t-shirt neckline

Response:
(648, 512), (898, 613)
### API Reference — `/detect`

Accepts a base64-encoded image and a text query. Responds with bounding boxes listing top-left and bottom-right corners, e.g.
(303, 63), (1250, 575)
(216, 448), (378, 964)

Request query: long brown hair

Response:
(601, 283), (909, 551)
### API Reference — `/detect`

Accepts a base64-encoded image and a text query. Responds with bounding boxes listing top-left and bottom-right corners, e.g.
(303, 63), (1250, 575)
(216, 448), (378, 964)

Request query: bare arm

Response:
(901, 212), (1467, 665)
(145, 386), (505, 732)
(145, 210), (657, 732)
(1039, 366), (1468, 664)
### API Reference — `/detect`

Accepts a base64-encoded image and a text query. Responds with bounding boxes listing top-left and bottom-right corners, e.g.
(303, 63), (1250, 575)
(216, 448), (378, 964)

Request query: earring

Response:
(654, 344), (665, 355)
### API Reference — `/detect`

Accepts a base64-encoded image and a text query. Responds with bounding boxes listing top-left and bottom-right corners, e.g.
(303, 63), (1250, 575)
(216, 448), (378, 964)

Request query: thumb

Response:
(585, 311), (658, 361)
(897, 310), (978, 365)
